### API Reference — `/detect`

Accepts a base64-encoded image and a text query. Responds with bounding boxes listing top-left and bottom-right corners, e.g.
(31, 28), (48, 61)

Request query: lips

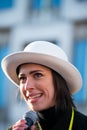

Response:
(29, 94), (42, 99)
(25, 91), (42, 100)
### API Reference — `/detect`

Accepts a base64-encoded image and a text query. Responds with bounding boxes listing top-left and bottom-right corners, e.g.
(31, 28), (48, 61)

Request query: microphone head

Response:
(23, 110), (38, 124)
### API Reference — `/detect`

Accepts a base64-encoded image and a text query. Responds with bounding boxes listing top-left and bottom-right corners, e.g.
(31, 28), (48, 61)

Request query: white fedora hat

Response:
(1, 41), (82, 94)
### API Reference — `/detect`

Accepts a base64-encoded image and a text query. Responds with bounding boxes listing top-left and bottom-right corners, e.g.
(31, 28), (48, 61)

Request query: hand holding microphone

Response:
(23, 110), (38, 130)
(12, 111), (38, 130)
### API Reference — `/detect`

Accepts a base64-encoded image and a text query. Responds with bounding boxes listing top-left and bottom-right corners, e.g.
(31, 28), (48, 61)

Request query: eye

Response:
(34, 73), (43, 79)
(18, 76), (26, 83)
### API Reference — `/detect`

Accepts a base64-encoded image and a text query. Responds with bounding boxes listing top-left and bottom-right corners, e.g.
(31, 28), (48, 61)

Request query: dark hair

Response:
(52, 69), (76, 112)
(16, 64), (22, 76)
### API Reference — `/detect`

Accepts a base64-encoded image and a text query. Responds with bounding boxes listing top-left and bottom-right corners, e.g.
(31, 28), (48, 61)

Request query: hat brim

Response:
(1, 51), (82, 94)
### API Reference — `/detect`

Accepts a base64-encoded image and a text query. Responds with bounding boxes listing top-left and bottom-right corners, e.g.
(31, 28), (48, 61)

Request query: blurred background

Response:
(0, 0), (87, 129)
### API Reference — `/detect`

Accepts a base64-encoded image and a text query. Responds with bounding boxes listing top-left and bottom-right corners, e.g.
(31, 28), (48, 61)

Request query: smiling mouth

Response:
(26, 93), (42, 100)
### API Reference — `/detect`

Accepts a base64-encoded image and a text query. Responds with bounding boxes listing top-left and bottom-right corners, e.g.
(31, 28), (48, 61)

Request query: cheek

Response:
(46, 81), (55, 99)
(49, 81), (55, 100)
(49, 87), (55, 100)
(48, 80), (55, 94)
(44, 87), (55, 108)
(49, 88), (56, 106)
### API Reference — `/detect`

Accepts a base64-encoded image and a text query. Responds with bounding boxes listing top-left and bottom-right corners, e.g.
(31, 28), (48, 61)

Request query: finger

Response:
(16, 119), (26, 124)
(12, 119), (28, 129)
(12, 124), (28, 130)
(30, 125), (35, 130)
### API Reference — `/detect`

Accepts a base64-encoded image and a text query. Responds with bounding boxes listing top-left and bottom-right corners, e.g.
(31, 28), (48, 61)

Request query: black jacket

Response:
(37, 107), (87, 130)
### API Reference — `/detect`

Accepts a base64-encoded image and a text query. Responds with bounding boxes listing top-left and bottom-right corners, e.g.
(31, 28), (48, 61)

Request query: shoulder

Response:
(73, 110), (87, 129)
(74, 110), (87, 120)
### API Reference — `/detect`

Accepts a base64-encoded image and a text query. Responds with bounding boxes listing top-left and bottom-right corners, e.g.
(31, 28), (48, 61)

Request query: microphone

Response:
(23, 110), (38, 130)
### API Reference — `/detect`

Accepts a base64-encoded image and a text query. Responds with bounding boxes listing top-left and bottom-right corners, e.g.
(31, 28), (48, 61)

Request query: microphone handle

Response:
(25, 117), (33, 130)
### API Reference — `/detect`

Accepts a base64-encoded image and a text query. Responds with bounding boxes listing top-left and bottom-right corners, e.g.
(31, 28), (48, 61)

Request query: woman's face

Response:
(18, 63), (55, 111)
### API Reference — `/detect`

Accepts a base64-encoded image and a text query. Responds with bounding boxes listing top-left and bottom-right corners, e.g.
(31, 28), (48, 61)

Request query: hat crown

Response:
(24, 41), (68, 62)
(1, 40), (82, 93)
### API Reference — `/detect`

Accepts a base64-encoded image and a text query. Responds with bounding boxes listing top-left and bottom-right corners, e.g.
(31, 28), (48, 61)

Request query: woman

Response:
(1, 41), (87, 130)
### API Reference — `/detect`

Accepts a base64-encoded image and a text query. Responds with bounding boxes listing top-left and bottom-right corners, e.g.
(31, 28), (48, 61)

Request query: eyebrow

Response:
(29, 70), (42, 74)
(18, 70), (43, 77)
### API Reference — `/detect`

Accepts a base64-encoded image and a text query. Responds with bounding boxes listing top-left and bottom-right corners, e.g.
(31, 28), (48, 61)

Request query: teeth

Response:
(29, 94), (41, 99)
(26, 91), (30, 97)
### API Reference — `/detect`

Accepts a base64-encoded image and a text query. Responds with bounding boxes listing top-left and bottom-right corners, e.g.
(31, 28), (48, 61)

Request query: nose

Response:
(24, 77), (34, 91)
